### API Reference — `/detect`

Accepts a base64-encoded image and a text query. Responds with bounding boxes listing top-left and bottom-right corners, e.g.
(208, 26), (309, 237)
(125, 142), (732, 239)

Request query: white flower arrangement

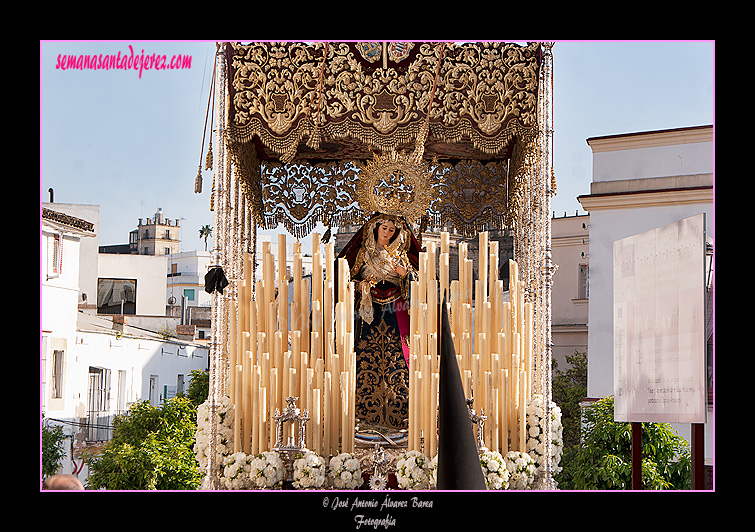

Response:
(293, 451), (326, 489)
(504, 451), (536, 490)
(194, 396), (235, 474)
(428, 455), (438, 489)
(328, 452), (364, 490)
(526, 394), (564, 477)
(222, 452), (254, 490)
(395, 450), (431, 490)
(249, 451), (285, 489)
(479, 450), (510, 490)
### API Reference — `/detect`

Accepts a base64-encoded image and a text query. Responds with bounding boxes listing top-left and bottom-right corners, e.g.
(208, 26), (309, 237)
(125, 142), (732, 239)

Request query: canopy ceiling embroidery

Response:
(222, 41), (543, 237)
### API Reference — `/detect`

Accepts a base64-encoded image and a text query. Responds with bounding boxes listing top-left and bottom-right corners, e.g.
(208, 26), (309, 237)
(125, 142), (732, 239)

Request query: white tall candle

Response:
(248, 299), (257, 366)
(341, 371), (352, 453)
(234, 364), (242, 453)
(241, 331), (251, 454)
(479, 231), (488, 303)
(278, 234), (286, 280)
(269, 368), (277, 449)
(519, 368), (527, 452)
(251, 365), (260, 455)
(440, 252), (449, 308)
(325, 242), (334, 281)
(500, 368), (508, 453)
(427, 241), (436, 281)
(337, 258), (348, 304)
(278, 280), (288, 341)
(416, 371), (424, 451)
(312, 388), (321, 456)
(258, 386), (267, 453)
(313, 252), (323, 308)
(482, 371), (491, 449)
(430, 372), (439, 457)
(323, 371), (331, 455)
(229, 302), (237, 406)
(301, 277), (310, 355)
(330, 354), (340, 448)
(410, 280), (419, 337)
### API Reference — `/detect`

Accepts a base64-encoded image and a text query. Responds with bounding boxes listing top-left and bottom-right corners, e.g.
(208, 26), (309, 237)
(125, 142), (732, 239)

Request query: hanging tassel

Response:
(413, 42), (444, 165)
(306, 123), (321, 151)
(550, 166), (557, 195)
(205, 140), (213, 170)
(306, 42), (328, 152)
(194, 165), (203, 194)
(196, 58), (216, 194)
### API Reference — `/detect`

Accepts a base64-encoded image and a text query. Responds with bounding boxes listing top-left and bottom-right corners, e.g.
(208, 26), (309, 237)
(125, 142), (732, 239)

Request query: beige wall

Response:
(551, 214), (590, 371)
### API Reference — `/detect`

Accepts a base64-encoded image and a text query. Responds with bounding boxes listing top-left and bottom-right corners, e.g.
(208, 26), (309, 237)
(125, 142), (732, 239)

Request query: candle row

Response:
(227, 229), (535, 459)
(407, 232), (534, 456)
(228, 234), (357, 458)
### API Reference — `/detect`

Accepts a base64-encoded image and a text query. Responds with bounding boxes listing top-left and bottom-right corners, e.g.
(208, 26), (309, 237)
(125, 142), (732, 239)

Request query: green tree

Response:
(551, 350), (588, 490)
(572, 396), (691, 490)
(184, 369), (209, 408)
(42, 418), (67, 479)
(86, 396), (201, 490)
(199, 225), (212, 251)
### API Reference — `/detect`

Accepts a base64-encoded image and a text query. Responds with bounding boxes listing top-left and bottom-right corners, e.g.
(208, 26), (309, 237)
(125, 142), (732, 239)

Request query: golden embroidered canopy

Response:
(222, 41), (544, 237)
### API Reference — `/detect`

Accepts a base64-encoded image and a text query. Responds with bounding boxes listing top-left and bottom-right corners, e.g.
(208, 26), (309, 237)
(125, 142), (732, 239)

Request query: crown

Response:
(355, 149), (436, 225)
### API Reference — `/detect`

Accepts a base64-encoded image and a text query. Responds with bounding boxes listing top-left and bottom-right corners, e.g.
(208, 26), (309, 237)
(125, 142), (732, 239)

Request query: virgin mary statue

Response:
(336, 213), (420, 431)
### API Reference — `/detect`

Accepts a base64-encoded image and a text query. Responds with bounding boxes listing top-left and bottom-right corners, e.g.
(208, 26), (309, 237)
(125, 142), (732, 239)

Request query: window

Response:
(97, 278), (137, 314)
(51, 350), (64, 399)
(578, 264), (589, 299)
(184, 288), (195, 301)
(149, 375), (159, 406)
(51, 233), (63, 275)
(87, 367), (111, 441)
(117, 370), (128, 414)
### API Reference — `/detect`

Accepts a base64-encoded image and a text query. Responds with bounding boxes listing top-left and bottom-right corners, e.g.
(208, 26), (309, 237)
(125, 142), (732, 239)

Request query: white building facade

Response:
(167, 250), (213, 309)
(578, 125), (714, 467)
(41, 205), (209, 485)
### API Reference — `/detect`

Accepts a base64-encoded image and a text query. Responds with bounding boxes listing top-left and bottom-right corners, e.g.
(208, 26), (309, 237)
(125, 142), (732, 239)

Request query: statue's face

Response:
(376, 220), (397, 246)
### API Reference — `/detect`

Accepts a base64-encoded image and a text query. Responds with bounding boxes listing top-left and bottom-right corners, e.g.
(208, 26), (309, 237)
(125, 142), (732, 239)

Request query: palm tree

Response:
(199, 225), (212, 251)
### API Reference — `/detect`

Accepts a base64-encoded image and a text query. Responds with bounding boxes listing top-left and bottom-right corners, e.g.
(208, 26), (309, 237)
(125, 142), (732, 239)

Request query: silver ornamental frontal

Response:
(273, 396), (309, 451)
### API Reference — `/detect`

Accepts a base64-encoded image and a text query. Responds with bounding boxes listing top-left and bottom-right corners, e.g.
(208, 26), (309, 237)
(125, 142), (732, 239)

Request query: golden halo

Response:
(355, 150), (435, 225)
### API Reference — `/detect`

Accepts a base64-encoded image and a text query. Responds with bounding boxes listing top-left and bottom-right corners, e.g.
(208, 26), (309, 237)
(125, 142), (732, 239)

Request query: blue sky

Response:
(40, 40), (714, 253)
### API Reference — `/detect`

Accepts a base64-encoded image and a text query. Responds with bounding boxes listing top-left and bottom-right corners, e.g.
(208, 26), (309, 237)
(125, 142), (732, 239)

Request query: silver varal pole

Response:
(535, 42), (557, 491)
(201, 44), (227, 490)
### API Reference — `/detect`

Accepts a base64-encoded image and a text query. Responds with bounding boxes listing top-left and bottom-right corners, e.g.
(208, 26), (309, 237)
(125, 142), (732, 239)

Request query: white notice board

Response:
(613, 214), (707, 423)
